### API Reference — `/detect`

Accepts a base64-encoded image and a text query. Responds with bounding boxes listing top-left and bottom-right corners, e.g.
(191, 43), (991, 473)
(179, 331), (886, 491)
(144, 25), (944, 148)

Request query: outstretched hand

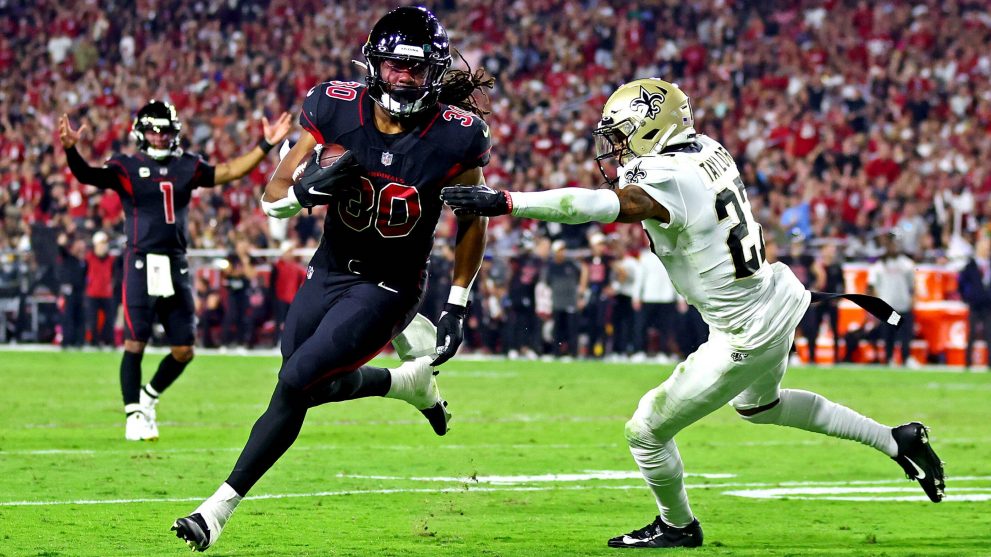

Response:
(440, 185), (512, 217)
(58, 114), (87, 149)
(262, 112), (293, 145)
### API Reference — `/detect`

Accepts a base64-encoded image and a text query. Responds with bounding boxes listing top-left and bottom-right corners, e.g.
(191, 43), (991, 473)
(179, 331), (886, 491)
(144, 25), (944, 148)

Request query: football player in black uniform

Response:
(59, 102), (291, 441)
(173, 6), (492, 551)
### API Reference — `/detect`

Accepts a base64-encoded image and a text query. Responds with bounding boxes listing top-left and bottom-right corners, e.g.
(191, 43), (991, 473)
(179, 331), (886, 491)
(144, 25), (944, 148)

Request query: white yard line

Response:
(4, 476), (990, 507)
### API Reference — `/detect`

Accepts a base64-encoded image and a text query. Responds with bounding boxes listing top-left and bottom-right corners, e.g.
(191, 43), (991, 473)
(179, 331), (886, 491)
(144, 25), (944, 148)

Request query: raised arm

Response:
(440, 184), (671, 225)
(59, 114), (121, 188)
(213, 112), (292, 185)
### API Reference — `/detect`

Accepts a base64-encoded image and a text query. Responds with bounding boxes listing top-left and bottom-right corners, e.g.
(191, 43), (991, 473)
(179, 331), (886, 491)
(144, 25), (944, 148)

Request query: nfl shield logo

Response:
(160, 167), (168, 175)
(381, 151), (394, 166)
(306, 266), (314, 279)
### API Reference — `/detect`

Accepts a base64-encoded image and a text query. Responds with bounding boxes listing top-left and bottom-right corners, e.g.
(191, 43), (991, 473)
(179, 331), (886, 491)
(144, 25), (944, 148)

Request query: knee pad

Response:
(624, 386), (671, 449)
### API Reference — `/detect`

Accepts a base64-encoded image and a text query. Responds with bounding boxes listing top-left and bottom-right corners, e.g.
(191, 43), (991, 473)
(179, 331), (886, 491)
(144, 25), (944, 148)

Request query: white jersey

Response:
(618, 135), (810, 350)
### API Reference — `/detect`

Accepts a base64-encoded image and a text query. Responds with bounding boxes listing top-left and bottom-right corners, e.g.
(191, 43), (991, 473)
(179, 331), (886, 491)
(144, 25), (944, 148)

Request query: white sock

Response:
(124, 403), (143, 415)
(743, 389), (897, 457)
(629, 440), (695, 528)
(143, 384), (160, 398)
(385, 363), (414, 402)
(194, 483), (242, 535)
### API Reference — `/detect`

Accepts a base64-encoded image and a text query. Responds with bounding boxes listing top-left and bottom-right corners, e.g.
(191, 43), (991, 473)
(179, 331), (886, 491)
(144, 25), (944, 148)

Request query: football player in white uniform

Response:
(442, 78), (944, 549)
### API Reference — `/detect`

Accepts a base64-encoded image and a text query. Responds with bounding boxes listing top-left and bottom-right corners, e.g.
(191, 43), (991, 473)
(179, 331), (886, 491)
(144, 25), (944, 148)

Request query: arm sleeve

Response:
(509, 188), (620, 225)
(65, 147), (123, 191)
(190, 155), (217, 189)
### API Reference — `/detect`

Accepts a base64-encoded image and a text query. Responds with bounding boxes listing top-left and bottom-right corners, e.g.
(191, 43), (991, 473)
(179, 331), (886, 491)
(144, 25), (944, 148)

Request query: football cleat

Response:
(125, 410), (158, 442)
(172, 513), (213, 552)
(140, 387), (160, 438)
(891, 422), (945, 503)
(608, 516), (703, 549)
(389, 356), (451, 435)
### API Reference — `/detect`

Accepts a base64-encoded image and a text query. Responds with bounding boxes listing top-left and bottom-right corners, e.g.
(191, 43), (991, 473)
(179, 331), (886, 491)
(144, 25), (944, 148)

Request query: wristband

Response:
(447, 285), (470, 307)
(257, 138), (274, 153)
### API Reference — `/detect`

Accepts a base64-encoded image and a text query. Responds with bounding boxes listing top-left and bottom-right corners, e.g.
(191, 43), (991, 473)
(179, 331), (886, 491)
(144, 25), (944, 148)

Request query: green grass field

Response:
(1, 350), (989, 557)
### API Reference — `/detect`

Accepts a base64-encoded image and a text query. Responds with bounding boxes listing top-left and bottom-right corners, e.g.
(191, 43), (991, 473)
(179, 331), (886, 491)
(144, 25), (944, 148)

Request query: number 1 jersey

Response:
(618, 135), (809, 350)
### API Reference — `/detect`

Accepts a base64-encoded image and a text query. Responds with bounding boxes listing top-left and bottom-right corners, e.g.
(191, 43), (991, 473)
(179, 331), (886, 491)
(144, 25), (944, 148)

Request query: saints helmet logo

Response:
(629, 86), (666, 120)
(624, 161), (647, 183)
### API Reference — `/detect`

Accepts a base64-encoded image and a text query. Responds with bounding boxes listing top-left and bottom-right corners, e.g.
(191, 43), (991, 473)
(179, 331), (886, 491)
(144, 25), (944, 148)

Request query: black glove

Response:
(432, 302), (469, 366)
(440, 185), (511, 217)
(292, 150), (362, 208)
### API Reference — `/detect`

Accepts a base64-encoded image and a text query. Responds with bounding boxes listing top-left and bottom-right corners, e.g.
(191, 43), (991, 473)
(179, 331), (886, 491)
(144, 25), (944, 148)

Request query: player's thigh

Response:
(122, 256), (154, 342)
(730, 331), (794, 411)
(280, 268), (336, 359)
(157, 280), (196, 346)
(627, 333), (780, 443)
(279, 280), (421, 391)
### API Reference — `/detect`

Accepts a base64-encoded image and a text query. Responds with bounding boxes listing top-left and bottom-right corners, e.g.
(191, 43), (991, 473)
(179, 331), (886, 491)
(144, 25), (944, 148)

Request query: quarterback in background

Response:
(173, 6), (492, 551)
(59, 102), (291, 442)
(442, 78), (944, 548)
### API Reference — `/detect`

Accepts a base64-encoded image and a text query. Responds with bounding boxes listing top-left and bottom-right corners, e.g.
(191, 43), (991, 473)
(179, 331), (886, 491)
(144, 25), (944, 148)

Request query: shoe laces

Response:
(625, 516), (664, 539)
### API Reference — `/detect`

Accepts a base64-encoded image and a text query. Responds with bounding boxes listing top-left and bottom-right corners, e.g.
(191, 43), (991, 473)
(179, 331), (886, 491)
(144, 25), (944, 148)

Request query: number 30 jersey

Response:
(619, 135), (809, 350)
(300, 81), (491, 283)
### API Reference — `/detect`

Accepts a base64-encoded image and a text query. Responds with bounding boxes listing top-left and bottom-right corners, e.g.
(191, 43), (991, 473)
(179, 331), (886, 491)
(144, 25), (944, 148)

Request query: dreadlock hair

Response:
(438, 50), (496, 119)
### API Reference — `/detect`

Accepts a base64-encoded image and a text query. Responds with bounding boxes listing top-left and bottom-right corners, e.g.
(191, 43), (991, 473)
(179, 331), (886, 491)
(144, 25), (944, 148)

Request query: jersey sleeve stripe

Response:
(418, 110), (442, 138)
(107, 160), (133, 196)
(301, 111), (326, 144)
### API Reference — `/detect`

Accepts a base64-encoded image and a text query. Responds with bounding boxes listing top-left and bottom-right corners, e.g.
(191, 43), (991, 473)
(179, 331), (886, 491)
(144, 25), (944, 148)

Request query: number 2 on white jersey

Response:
(714, 177), (765, 279)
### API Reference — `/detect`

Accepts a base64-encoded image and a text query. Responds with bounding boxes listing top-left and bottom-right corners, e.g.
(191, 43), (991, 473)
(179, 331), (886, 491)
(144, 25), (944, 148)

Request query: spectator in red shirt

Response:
(85, 230), (116, 348)
(269, 241), (306, 339)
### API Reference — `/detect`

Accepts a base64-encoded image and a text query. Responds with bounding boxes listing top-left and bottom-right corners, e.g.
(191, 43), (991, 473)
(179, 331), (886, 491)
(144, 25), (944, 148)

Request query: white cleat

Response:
(388, 356), (451, 435)
(140, 388), (160, 438)
(173, 484), (241, 551)
(125, 411), (158, 442)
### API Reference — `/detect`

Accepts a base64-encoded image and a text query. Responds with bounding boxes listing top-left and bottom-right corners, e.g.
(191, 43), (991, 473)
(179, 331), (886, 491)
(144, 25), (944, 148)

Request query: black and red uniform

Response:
(279, 81), (490, 390)
(66, 148), (215, 344)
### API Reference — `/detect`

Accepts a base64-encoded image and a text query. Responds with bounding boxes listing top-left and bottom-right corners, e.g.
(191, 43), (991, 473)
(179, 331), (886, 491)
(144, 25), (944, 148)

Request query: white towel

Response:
(146, 253), (175, 297)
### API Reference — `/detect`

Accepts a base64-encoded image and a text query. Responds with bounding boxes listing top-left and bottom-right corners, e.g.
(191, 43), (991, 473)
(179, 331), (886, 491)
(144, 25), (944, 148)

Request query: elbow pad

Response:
(261, 188), (302, 219)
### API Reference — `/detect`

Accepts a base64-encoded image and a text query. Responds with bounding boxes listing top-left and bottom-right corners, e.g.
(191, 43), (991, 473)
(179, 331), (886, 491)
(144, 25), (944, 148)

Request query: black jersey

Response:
(66, 148), (215, 255)
(299, 81), (490, 283)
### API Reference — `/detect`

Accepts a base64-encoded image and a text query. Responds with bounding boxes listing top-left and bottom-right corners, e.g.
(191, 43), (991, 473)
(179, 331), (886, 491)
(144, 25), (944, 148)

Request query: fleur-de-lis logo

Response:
(629, 86), (666, 120)
(624, 161), (647, 183)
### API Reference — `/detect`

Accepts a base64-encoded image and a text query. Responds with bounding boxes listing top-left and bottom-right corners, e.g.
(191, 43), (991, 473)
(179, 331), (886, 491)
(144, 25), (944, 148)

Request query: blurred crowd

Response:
(3, 0), (991, 356)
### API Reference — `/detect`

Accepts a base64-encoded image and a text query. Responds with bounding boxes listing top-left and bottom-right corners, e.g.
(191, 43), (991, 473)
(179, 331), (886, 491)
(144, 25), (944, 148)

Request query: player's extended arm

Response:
(440, 185), (670, 225)
(214, 112), (292, 185)
(433, 166), (488, 366)
(59, 114), (120, 188)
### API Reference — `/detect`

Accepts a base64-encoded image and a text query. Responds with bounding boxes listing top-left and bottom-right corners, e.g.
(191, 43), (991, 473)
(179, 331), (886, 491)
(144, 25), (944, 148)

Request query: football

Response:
(292, 143), (347, 182)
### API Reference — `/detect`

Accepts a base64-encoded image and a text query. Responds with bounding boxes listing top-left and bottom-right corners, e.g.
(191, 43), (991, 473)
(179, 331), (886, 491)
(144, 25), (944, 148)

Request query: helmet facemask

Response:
(593, 117), (641, 186)
(131, 101), (182, 160)
(364, 49), (450, 118)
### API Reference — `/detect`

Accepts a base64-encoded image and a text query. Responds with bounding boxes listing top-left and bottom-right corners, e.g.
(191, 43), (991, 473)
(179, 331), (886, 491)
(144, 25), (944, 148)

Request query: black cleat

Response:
(891, 422), (945, 503)
(608, 516), (703, 548)
(172, 513), (212, 552)
(420, 399), (451, 436)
